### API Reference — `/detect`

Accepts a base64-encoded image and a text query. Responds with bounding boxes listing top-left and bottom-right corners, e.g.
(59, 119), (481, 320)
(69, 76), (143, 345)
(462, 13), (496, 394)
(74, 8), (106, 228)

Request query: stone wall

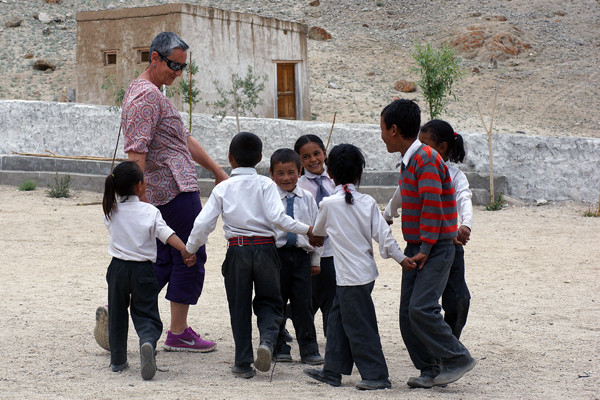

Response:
(1, 100), (598, 202)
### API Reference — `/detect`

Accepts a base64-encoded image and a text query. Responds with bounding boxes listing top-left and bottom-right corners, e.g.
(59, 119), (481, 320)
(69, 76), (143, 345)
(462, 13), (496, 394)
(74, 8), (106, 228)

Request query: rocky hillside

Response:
(1, 0), (599, 138)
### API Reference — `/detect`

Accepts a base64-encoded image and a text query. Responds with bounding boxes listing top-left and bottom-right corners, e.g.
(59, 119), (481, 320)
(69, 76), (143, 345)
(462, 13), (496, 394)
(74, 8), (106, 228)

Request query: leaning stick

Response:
(477, 82), (499, 206)
(12, 150), (125, 162)
(325, 111), (337, 152)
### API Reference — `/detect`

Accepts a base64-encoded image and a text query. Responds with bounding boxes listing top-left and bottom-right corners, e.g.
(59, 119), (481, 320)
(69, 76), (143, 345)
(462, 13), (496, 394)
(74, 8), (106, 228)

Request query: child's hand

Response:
(410, 252), (429, 270)
(400, 257), (417, 271)
(181, 249), (197, 267)
(307, 226), (325, 247)
(456, 225), (471, 245)
(310, 266), (321, 276)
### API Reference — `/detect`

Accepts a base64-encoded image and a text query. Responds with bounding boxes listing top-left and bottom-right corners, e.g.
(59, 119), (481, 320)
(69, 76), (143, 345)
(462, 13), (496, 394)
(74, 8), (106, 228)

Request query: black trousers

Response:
(106, 257), (163, 366)
(442, 244), (471, 339)
(400, 242), (472, 376)
(222, 243), (283, 367)
(275, 247), (318, 357)
(311, 256), (336, 336)
(323, 281), (389, 381)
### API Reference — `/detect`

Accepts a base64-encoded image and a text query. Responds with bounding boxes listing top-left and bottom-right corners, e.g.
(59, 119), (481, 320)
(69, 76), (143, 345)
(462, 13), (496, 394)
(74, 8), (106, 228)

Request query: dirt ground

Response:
(0, 185), (598, 399)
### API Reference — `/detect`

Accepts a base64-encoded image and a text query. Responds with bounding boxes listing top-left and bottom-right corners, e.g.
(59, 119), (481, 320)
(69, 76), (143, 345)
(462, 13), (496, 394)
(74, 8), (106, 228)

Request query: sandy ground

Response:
(0, 184), (599, 400)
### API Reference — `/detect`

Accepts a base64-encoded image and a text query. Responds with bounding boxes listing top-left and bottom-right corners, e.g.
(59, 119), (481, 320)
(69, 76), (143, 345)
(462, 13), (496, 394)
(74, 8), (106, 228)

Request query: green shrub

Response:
(485, 192), (504, 211)
(411, 42), (463, 119)
(18, 179), (37, 191)
(47, 172), (71, 198)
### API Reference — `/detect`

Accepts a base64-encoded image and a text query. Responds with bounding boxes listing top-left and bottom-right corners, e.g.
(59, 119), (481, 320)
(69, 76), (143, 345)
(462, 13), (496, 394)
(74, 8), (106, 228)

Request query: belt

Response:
(228, 236), (275, 247)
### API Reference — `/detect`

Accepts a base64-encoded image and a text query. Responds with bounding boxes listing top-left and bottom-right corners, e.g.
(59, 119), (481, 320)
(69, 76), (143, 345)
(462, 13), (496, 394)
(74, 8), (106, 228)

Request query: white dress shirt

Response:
(104, 196), (174, 263)
(383, 161), (473, 230)
(298, 166), (336, 258)
(313, 184), (406, 286)
(186, 167), (310, 254)
(274, 185), (323, 266)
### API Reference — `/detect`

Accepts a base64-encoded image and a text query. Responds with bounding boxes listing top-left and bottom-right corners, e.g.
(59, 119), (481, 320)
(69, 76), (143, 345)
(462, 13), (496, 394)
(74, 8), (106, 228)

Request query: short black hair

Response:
(270, 148), (302, 172)
(229, 131), (262, 167)
(380, 99), (421, 139)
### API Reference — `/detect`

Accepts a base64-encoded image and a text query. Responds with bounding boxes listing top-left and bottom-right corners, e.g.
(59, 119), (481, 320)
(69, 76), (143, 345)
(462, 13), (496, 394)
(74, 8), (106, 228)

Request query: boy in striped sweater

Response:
(380, 99), (476, 389)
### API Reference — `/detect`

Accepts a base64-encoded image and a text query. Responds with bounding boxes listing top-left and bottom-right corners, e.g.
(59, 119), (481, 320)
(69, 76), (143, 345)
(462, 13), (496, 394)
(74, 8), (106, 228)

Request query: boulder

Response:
(309, 0), (320, 6)
(394, 80), (416, 92)
(38, 12), (53, 24)
(308, 26), (332, 41)
(5, 15), (23, 28)
(44, 0), (61, 3)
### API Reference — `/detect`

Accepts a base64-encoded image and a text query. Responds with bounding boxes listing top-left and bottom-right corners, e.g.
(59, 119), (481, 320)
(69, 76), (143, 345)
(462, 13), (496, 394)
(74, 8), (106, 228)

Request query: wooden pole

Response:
(477, 83), (499, 206)
(188, 52), (193, 133)
(325, 112), (337, 152)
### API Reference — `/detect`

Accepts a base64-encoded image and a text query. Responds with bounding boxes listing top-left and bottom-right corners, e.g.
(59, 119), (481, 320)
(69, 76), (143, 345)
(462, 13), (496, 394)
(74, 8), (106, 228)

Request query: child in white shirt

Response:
(102, 161), (194, 380)
(303, 144), (415, 391)
(269, 148), (324, 365)
(185, 132), (323, 379)
(294, 134), (337, 336)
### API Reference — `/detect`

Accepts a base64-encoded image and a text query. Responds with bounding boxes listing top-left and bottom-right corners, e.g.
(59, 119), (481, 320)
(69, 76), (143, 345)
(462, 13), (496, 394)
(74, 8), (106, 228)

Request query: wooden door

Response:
(277, 63), (296, 119)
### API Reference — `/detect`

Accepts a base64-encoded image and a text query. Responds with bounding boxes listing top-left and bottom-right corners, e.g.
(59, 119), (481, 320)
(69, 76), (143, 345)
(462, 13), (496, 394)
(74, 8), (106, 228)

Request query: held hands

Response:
(180, 249), (197, 267)
(411, 252), (429, 270)
(400, 257), (417, 271)
(307, 226), (325, 247)
(310, 266), (321, 276)
(455, 225), (471, 246)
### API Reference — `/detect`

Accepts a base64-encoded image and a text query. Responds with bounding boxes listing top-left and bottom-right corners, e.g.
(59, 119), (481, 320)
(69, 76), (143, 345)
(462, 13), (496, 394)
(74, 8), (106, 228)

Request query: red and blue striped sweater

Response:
(400, 144), (458, 255)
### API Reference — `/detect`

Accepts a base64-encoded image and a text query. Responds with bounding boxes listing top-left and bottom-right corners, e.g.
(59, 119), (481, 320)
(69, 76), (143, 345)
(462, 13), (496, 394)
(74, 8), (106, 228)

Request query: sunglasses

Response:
(156, 51), (187, 71)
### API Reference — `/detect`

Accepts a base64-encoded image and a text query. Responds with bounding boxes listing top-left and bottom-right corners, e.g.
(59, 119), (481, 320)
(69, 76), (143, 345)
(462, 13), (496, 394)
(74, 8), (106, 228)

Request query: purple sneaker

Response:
(162, 327), (217, 352)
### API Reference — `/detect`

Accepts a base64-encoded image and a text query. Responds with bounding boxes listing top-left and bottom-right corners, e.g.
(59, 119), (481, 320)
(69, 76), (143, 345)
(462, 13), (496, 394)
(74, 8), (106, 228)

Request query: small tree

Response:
(208, 65), (268, 132)
(411, 42), (463, 119)
(101, 74), (126, 112)
(178, 55), (201, 132)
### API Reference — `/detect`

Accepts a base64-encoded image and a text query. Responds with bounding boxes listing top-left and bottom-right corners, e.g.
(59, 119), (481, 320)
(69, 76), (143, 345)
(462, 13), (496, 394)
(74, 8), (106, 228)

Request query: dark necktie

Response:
(313, 176), (330, 205)
(285, 194), (297, 246)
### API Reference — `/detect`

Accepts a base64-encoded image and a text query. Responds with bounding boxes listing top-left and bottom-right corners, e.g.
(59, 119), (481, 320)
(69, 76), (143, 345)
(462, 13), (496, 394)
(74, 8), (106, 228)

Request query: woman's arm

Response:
(187, 136), (229, 184)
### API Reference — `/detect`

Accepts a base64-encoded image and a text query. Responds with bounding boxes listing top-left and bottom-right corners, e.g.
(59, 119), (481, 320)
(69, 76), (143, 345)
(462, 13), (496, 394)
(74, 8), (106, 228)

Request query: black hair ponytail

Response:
(102, 161), (144, 220)
(420, 119), (466, 163)
(325, 144), (365, 205)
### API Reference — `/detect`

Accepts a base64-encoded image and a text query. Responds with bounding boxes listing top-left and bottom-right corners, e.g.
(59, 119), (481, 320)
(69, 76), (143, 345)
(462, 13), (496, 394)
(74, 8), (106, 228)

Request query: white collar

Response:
(277, 185), (304, 199)
(231, 167), (257, 176)
(402, 139), (422, 169)
(304, 165), (329, 180)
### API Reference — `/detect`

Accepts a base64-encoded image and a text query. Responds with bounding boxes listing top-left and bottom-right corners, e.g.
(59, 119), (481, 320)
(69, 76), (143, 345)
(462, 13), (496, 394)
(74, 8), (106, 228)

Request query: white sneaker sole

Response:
(162, 343), (217, 353)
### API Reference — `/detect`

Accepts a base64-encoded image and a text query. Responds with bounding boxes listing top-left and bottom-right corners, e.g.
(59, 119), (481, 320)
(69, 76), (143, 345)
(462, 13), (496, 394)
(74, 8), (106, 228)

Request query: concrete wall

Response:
(76, 4), (310, 120)
(1, 100), (599, 203)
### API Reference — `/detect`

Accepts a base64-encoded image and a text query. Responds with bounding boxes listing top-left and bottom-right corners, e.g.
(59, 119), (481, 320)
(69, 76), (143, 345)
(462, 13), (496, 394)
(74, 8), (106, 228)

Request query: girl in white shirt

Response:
(303, 144), (415, 391)
(418, 119), (473, 340)
(102, 161), (194, 380)
(294, 134), (336, 337)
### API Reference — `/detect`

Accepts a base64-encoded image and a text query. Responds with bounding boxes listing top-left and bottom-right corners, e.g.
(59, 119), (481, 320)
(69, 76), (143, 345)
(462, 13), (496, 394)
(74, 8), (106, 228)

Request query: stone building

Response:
(76, 3), (310, 120)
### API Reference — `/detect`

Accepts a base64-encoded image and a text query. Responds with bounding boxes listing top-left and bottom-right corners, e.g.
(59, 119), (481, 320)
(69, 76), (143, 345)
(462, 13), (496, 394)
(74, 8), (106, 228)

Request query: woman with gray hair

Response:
(120, 31), (228, 358)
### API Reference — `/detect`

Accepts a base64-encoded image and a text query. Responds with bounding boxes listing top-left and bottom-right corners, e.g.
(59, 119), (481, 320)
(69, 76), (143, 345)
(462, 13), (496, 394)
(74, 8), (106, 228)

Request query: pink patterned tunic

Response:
(122, 79), (199, 206)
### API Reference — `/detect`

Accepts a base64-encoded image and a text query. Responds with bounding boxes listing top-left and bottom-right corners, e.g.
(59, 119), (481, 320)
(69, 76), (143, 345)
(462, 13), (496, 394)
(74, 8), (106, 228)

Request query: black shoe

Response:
(283, 329), (293, 343)
(255, 343), (272, 372)
(301, 353), (324, 365)
(140, 342), (157, 380)
(355, 379), (392, 390)
(231, 364), (256, 379)
(433, 356), (476, 386)
(274, 352), (293, 362)
(110, 362), (129, 372)
(407, 374), (434, 388)
(303, 368), (341, 387)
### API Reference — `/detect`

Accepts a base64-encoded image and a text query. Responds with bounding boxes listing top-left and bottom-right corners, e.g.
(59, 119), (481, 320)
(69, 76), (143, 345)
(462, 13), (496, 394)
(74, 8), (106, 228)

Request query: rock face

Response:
(450, 20), (531, 61)
(32, 60), (56, 71)
(308, 26), (332, 41)
(5, 15), (23, 28)
(394, 79), (416, 92)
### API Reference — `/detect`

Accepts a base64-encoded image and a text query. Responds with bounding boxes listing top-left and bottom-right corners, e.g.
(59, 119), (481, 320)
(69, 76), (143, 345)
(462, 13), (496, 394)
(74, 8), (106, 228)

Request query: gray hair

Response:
(149, 32), (189, 62)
